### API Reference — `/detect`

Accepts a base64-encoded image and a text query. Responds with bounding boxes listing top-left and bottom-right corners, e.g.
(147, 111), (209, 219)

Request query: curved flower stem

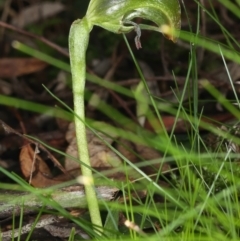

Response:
(69, 17), (103, 233)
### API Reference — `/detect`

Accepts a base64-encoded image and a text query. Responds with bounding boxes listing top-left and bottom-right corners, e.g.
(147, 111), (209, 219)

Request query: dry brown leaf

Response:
(19, 144), (63, 187)
(24, 170), (64, 188)
(0, 58), (47, 78)
(65, 123), (122, 176)
(0, 120), (70, 187)
(11, 2), (65, 28)
(65, 123), (168, 179)
(20, 144), (50, 178)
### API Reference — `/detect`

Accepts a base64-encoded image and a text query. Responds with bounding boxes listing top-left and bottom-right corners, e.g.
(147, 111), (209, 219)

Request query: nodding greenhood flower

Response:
(86, 0), (181, 46)
(68, 0), (181, 232)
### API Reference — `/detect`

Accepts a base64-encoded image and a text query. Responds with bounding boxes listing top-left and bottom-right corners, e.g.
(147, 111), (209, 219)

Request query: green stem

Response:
(69, 17), (103, 233)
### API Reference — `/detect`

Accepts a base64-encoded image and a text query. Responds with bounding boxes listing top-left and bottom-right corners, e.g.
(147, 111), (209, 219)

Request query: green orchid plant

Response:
(68, 0), (181, 233)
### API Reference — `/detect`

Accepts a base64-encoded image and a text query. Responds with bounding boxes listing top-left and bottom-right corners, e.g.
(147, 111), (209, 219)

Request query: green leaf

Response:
(86, 0), (181, 42)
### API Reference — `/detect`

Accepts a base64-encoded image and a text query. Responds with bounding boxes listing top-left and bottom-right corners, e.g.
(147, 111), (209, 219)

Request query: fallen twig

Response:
(0, 185), (119, 219)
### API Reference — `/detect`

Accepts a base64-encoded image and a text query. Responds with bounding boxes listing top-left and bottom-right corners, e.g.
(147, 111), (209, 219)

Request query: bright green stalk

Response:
(69, 18), (103, 232)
